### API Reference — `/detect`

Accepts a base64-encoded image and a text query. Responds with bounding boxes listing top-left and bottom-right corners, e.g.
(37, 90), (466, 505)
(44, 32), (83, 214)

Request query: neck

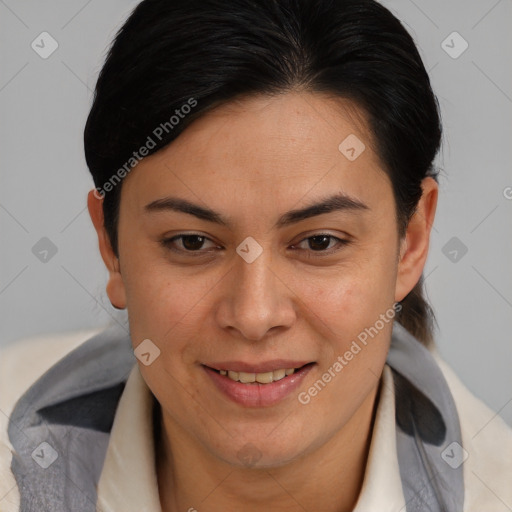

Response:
(155, 381), (381, 512)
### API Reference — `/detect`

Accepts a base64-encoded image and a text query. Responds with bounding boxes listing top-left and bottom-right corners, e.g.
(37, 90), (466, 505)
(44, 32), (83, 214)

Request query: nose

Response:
(215, 245), (296, 341)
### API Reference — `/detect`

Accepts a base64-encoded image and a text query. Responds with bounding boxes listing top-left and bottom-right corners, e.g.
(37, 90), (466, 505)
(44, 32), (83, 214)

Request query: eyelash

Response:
(161, 233), (351, 258)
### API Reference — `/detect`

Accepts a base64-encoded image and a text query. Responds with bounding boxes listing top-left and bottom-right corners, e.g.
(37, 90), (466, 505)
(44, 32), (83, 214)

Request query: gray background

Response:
(1, 0), (511, 426)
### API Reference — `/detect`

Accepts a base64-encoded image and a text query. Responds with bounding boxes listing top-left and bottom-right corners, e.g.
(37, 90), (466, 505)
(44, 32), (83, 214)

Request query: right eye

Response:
(161, 233), (221, 255)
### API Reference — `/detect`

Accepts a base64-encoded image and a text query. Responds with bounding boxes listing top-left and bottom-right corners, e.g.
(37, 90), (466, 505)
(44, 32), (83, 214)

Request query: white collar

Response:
(96, 364), (405, 511)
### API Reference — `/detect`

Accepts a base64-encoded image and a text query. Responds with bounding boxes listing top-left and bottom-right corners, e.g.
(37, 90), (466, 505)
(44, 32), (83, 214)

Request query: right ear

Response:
(87, 190), (127, 309)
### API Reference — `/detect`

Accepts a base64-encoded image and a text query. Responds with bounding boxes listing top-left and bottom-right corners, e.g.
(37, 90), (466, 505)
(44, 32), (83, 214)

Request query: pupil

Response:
(309, 235), (330, 251)
(183, 235), (204, 250)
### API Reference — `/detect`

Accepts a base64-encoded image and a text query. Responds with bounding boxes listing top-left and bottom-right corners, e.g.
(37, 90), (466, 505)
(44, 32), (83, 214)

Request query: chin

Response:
(213, 436), (309, 470)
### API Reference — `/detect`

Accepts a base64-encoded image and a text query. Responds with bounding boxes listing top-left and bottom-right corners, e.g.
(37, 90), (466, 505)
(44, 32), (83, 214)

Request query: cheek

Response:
(123, 264), (213, 404)
(292, 250), (398, 340)
(293, 263), (395, 420)
(123, 264), (215, 341)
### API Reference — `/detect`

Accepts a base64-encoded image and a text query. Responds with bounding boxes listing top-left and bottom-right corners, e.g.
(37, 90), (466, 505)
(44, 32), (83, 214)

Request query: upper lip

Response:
(204, 360), (313, 373)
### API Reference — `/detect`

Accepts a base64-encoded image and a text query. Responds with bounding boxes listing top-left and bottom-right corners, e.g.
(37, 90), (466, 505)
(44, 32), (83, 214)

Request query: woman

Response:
(1, 0), (511, 510)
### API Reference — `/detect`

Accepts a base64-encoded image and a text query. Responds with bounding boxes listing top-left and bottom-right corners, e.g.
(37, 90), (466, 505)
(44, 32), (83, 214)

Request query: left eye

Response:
(291, 234), (348, 254)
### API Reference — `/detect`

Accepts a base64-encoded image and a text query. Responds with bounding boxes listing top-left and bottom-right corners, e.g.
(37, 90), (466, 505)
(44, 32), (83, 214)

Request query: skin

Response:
(88, 91), (438, 512)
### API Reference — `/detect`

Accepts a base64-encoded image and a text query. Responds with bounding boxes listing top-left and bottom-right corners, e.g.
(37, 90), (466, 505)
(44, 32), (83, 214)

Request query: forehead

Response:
(120, 91), (392, 219)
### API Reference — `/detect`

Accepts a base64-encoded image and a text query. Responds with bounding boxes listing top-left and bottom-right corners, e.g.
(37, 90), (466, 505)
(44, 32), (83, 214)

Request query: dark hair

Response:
(84, 0), (441, 346)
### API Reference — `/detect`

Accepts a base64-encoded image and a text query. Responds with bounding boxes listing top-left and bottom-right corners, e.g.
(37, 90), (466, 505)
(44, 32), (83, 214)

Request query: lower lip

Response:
(203, 363), (315, 407)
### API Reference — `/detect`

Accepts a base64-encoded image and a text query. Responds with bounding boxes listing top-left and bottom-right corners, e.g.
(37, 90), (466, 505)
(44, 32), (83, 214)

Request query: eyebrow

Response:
(144, 192), (370, 229)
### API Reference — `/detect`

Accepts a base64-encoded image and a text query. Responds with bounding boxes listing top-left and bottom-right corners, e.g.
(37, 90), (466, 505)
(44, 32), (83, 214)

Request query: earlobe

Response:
(87, 190), (127, 310)
(394, 177), (438, 302)
(106, 274), (127, 310)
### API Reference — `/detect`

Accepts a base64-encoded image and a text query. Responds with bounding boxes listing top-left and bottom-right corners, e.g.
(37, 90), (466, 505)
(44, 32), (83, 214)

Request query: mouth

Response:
(205, 363), (314, 384)
(202, 362), (316, 407)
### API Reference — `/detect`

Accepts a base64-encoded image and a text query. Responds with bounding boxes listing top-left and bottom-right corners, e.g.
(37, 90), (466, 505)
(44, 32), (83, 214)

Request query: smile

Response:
(216, 367), (297, 384)
(202, 362), (316, 407)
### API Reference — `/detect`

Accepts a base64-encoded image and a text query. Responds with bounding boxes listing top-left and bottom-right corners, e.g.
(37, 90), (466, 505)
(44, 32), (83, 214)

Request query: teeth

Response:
(255, 371), (273, 384)
(220, 368), (296, 383)
(272, 369), (286, 381)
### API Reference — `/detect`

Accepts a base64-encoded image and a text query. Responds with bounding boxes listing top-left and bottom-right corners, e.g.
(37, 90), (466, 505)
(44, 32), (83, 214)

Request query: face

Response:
(89, 91), (435, 469)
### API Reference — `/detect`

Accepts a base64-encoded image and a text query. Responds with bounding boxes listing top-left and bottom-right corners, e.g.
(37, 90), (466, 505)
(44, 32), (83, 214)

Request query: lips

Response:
(203, 362), (316, 407)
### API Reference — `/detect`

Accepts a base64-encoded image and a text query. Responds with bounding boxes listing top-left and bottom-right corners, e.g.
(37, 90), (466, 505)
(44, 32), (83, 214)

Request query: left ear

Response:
(395, 177), (438, 302)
